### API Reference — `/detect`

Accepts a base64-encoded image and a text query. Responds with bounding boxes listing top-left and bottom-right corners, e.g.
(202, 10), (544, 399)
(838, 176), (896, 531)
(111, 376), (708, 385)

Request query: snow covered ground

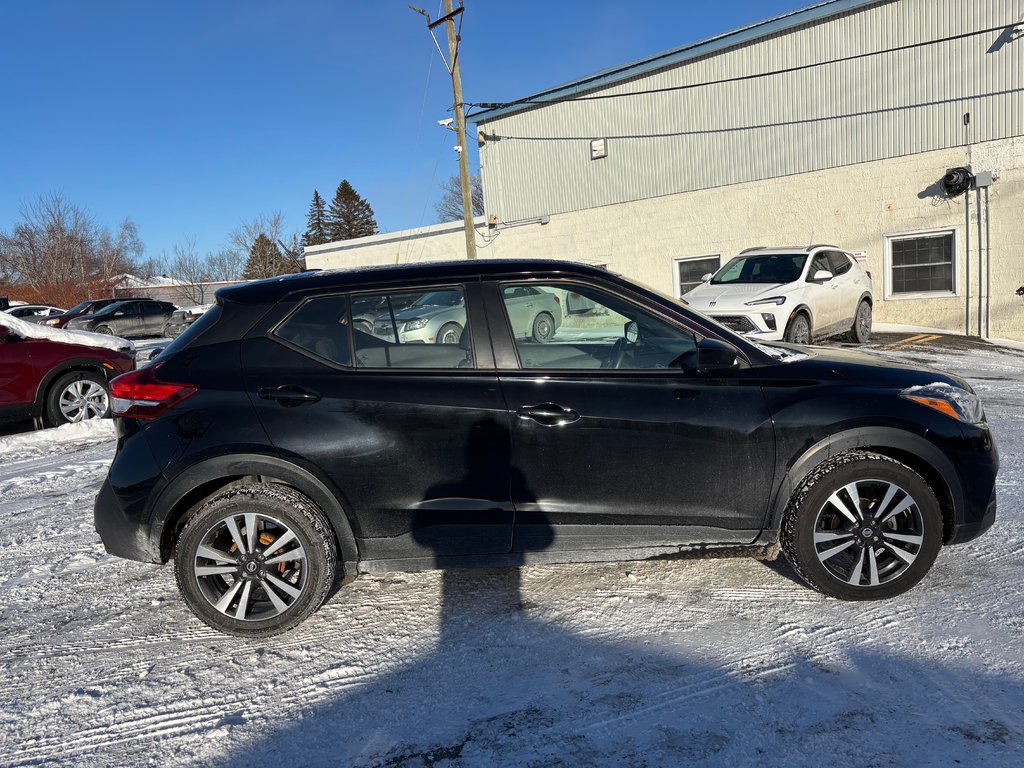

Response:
(0, 340), (1022, 767)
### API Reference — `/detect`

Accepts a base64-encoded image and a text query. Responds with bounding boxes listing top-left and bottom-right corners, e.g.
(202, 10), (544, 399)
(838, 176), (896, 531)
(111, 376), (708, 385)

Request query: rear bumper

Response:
(94, 477), (162, 563)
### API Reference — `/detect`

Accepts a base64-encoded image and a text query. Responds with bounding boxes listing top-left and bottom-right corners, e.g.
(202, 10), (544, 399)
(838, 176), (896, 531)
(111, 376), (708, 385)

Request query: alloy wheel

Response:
(58, 379), (109, 422)
(812, 478), (924, 587)
(192, 512), (308, 622)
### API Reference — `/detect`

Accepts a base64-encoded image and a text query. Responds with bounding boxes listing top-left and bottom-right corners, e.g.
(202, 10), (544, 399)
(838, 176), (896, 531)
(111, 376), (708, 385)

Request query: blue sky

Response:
(0, 0), (804, 262)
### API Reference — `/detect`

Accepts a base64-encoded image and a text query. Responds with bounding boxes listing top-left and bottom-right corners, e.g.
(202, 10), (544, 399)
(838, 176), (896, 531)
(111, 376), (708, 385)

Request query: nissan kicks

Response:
(94, 260), (997, 636)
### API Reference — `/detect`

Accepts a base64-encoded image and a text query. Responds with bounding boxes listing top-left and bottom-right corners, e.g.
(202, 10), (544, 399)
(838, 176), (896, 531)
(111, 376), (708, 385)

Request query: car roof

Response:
(218, 259), (615, 304)
(737, 244), (844, 255)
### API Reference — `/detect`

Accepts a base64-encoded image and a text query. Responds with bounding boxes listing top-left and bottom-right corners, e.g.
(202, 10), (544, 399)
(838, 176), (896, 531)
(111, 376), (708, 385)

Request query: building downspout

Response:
(977, 186), (984, 337)
(964, 190), (971, 337)
(985, 185), (992, 337)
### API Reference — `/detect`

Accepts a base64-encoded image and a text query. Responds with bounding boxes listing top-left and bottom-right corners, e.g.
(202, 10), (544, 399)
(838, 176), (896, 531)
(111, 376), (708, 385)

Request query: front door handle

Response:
(516, 403), (580, 427)
(258, 385), (321, 407)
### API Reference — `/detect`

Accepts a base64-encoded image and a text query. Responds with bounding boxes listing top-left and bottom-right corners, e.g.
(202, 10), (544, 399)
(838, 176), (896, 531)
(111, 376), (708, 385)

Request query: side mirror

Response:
(0, 324), (20, 342)
(624, 320), (639, 344)
(811, 269), (834, 282)
(696, 338), (738, 372)
(700, 273), (713, 282)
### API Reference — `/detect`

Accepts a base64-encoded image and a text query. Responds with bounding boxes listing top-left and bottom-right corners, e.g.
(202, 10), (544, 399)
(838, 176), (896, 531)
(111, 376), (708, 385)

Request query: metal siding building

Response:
(472, 0), (1022, 223)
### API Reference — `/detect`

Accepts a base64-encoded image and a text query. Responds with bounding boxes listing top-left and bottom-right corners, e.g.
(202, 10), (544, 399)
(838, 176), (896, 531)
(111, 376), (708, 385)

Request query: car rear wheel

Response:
(437, 322), (462, 345)
(173, 483), (338, 637)
(46, 371), (110, 425)
(847, 300), (872, 344)
(532, 312), (556, 342)
(783, 313), (810, 344)
(781, 451), (943, 600)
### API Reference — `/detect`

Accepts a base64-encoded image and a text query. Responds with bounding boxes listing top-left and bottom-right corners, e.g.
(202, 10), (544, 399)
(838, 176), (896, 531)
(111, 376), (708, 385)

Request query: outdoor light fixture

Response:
(590, 138), (608, 160)
(942, 166), (974, 197)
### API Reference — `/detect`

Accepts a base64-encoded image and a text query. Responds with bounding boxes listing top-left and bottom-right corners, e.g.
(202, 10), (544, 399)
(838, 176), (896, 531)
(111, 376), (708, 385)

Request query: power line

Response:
(466, 23), (1017, 114)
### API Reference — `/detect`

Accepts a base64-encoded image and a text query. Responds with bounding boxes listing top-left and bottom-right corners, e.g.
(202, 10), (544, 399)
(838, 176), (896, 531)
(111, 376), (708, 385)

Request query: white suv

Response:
(682, 245), (873, 344)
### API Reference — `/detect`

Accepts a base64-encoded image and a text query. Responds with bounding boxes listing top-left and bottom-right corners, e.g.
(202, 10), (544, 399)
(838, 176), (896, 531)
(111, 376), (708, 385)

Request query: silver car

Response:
(373, 286), (562, 344)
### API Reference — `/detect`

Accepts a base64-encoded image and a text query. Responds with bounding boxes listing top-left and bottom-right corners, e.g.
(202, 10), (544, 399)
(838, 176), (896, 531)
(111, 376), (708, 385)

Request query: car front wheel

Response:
(781, 451), (943, 600)
(173, 483), (338, 637)
(532, 312), (556, 342)
(46, 371), (111, 425)
(783, 313), (810, 344)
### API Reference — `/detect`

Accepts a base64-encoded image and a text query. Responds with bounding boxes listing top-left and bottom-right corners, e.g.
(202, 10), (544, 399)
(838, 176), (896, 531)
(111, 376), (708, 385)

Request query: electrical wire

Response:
(466, 23), (1018, 114)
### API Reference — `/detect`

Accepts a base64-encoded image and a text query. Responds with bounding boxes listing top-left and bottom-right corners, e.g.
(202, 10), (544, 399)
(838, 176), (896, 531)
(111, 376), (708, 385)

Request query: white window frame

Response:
(673, 254), (721, 299)
(884, 228), (959, 300)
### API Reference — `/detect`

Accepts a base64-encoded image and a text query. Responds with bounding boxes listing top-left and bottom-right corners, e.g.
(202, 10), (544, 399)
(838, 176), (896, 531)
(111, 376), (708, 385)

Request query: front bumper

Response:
(705, 307), (787, 341)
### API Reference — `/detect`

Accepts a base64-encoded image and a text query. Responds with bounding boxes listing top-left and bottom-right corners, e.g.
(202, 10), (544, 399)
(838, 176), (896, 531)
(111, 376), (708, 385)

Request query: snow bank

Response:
(1, 311), (134, 353)
(0, 418), (115, 457)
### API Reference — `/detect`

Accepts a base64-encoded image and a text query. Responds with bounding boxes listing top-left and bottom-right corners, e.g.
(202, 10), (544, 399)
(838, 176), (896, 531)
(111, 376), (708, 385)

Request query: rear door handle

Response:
(258, 385), (321, 406)
(516, 403), (580, 427)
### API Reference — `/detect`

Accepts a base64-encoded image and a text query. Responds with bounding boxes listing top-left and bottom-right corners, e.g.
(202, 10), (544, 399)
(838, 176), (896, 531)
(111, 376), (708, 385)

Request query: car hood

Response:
(684, 282), (789, 308)
(67, 313), (103, 325)
(767, 343), (971, 391)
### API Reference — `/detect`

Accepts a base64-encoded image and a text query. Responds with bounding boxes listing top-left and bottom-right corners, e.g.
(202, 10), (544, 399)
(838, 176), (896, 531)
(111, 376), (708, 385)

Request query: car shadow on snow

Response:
(212, 562), (1024, 768)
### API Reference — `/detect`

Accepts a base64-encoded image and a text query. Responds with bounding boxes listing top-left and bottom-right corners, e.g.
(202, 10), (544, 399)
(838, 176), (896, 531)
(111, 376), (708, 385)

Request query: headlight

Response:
(744, 296), (787, 306)
(44, 318), (61, 326)
(403, 318), (428, 332)
(900, 382), (985, 424)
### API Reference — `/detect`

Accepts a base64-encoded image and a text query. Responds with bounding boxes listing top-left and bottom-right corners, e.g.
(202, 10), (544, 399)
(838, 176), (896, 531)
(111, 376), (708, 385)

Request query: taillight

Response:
(110, 362), (196, 419)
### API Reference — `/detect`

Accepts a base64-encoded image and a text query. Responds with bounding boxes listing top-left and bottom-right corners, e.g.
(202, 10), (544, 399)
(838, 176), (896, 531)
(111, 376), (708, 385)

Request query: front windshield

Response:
(67, 301), (92, 314)
(711, 254), (807, 285)
(410, 290), (462, 308)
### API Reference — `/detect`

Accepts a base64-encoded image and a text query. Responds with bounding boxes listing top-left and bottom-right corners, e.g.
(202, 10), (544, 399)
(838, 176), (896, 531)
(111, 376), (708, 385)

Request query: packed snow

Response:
(0, 340), (1021, 767)
(1, 312), (134, 353)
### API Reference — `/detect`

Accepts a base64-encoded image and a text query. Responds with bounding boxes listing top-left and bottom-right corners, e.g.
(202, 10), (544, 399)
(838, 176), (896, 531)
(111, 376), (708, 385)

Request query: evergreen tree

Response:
(301, 190), (328, 248)
(242, 233), (291, 280)
(325, 180), (378, 242)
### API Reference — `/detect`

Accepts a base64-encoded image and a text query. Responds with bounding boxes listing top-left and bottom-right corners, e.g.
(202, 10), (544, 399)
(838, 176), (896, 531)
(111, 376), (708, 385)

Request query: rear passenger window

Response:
(274, 296), (353, 367)
(351, 287), (474, 369)
(828, 251), (853, 276)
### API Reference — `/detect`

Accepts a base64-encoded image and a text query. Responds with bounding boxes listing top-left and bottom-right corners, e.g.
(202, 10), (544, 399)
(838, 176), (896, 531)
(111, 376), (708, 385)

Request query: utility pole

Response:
(411, 1), (477, 259)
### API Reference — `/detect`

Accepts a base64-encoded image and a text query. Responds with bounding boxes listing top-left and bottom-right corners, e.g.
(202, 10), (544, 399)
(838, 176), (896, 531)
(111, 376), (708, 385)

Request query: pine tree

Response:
(325, 180), (378, 242)
(242, 233), (290, 280)
(301, 190), (328, 248)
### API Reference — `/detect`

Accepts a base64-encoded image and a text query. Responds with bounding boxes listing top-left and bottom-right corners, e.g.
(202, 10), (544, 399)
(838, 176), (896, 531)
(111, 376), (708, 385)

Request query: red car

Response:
(0, 315), (135, 427)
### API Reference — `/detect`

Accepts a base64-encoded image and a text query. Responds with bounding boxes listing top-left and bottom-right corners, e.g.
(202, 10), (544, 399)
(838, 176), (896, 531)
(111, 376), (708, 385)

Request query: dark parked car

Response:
(95, 260), (997, 636)
(0, 315), (135, 426)
(66, 299), (176, 338)
(163, 305), (212, 339)
(42, 297), (144, 329)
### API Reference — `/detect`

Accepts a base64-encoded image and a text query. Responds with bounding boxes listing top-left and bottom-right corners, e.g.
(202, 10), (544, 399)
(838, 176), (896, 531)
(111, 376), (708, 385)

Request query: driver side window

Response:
(500, 282), (696, 370)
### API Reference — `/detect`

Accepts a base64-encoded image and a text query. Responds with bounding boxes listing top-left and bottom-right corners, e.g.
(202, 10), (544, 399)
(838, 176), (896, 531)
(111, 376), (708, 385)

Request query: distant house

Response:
(110, 274), (243, 307)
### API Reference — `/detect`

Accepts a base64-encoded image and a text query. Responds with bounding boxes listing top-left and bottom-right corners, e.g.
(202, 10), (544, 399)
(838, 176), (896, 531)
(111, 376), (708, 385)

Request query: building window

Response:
(886, 230), (956, 298)
(674, 255), (721, 298)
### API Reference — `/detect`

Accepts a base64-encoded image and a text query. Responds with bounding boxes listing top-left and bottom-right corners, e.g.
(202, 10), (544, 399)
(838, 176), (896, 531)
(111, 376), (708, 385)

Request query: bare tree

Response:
(0, 192), (141, 306)
(226, 213), (299, 280)
(434, 173), (484, 223)
(169, 236), (213, 304)
(205, 248), (245, 282)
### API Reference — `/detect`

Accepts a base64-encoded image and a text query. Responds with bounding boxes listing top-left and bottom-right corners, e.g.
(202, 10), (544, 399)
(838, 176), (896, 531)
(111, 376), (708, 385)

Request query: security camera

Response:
(453, 145), (463, 154)
(437, 118), (454, 128)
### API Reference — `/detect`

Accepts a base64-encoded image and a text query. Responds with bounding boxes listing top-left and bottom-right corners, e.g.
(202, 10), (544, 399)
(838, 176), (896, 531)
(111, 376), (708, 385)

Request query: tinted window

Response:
(712, 254), (806, 285)
(67, 301), (92, 314)
(274, 296), (352, 367)
(353, 287), (473, 369)
(501, 282), (697, 371)
(827, 251), (852, 276)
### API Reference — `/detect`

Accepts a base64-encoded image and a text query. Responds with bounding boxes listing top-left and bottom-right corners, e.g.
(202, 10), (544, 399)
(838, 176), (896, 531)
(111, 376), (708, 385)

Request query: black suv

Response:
(95, 260), (998, 636)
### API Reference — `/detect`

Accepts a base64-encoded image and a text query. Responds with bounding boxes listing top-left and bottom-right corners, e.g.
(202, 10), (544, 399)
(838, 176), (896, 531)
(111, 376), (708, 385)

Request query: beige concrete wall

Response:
(305, 137), (1024, 340)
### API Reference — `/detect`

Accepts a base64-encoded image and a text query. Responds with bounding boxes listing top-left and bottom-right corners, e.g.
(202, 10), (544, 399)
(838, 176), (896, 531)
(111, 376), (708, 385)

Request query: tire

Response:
(781, 451), (943, 601)
(162, 323), (174, 338)
(436, 322), (462, 345)
(46, 370), (110, 425)
(94, 325), (114, 335)
(847, 300), (872, 344)
(531, 312), (556, 343)
(173, 483), (338, 637)
(783, 313), (811, 345)
(354, 320), (373, 336)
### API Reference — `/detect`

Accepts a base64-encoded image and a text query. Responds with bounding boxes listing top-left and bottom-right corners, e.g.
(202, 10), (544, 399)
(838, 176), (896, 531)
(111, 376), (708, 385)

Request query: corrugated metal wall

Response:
(476, 0), (1024, 223)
